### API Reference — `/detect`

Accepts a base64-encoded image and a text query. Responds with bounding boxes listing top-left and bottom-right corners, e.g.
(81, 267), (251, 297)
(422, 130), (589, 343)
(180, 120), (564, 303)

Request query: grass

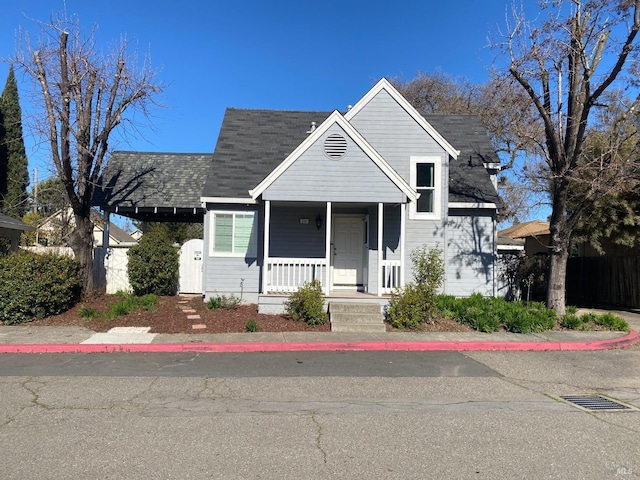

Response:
(80, 291), (159, 321)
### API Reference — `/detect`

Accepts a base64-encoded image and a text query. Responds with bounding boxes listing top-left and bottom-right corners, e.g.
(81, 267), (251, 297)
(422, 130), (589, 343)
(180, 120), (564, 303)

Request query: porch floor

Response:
(258, 291), (391, 314)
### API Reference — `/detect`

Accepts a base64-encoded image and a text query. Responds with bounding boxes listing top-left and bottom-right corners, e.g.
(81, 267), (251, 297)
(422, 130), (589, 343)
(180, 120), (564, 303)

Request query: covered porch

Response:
(261, 200), (406, 298)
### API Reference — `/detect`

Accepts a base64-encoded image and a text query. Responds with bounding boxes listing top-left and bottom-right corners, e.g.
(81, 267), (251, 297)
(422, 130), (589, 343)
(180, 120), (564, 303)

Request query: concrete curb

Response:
(0, 329), (636, 354)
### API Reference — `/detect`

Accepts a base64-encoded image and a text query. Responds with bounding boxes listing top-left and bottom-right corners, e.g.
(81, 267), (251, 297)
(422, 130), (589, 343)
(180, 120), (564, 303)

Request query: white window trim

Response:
(209, 210), (257, 257)
(409, 156), (442, 220)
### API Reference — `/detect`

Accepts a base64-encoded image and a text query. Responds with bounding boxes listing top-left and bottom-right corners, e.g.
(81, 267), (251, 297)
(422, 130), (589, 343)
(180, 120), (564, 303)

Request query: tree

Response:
(11, 14), (164, 292)
(0, 65), (29, 218)
(496, 0), (640, 315)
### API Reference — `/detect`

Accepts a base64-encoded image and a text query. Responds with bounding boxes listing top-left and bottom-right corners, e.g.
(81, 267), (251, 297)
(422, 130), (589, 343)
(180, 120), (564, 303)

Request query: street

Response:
(1, 348), (639, 479)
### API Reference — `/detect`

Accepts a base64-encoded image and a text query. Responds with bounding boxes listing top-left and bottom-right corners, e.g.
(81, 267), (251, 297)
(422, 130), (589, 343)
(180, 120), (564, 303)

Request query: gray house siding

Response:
(404, 206), (446, 286)
(445, 209), (496, 297)
(269, 204), (326, 258)
(203, 203), (262, 303)
(263, 124), (405, 203)
(349, 89), (448, 183)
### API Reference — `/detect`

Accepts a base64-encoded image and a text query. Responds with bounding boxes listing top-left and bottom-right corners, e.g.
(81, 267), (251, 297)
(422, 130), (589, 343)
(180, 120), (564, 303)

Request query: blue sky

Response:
(1, 0), (518, 209)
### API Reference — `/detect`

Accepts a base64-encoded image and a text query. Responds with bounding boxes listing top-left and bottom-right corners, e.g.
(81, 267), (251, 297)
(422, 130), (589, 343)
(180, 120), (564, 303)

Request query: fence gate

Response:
(179, 239), (204, 294)
(103, 247), (131, 294)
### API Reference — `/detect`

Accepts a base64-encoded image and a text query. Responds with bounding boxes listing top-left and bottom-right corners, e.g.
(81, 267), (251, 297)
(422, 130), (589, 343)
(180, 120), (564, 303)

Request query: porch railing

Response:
(381, 259), (402, 294)
(266, 257), (327, 293)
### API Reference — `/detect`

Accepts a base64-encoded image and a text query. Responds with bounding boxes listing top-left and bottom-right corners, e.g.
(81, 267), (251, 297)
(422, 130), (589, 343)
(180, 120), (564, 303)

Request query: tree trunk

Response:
(68, 212), (94, 294)
(546, 187), (572, 317)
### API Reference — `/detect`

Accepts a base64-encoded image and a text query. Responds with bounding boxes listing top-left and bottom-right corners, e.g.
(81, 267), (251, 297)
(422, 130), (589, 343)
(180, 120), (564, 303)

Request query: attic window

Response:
(323, 134), (347, 159)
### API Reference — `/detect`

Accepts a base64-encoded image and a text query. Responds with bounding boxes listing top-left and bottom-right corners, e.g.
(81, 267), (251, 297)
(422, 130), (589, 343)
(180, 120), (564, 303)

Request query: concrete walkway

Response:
(0, 307), (637, 353)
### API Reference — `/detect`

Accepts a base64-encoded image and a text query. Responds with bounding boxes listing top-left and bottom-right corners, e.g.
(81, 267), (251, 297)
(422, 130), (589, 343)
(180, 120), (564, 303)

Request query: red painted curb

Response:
(0, 329), (636, 354)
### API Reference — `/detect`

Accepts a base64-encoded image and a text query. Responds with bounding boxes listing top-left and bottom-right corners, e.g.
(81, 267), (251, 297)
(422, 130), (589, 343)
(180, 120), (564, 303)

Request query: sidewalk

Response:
(0, 308), (637, 353)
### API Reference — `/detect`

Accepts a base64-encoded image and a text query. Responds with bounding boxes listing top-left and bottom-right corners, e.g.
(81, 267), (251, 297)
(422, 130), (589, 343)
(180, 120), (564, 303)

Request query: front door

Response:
(332, 216), (365, 289)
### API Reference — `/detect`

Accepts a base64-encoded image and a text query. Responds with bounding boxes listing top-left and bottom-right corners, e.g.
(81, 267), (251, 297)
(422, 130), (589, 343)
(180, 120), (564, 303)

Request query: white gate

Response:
(179, 239), (203, 294)
(103, 247), (131, 294)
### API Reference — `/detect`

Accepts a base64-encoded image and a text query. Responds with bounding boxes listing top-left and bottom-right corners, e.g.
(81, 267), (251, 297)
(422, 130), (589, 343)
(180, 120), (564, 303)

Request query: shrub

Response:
(386, 245), (445, 329)
(245, 319), (258, 332)
(127, 232), (179, 296)
(561, 314), (583, 330)
(285, 279), (326, 326)
(0, 251), (82, 324)
(206, 294), (239, 310)
(592, 312), (628, 331)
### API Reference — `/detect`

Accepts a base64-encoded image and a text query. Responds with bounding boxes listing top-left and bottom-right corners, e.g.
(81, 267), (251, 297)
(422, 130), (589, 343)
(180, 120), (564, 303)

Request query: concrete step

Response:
(329, 302), (386, 333)
(328, 302), (382, 314)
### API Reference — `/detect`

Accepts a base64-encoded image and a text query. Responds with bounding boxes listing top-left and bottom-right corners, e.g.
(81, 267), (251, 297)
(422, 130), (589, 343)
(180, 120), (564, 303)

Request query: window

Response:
(210, 211), (257, 256)
(410, 156), (441, 219)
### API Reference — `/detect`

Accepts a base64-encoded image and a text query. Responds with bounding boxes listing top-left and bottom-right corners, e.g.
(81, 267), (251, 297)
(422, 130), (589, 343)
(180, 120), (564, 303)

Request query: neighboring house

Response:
(499, 220), (550, 256)
(0, 213), (35, 251)
(34, 208), (136, 247)
(95, 78), (502, 312)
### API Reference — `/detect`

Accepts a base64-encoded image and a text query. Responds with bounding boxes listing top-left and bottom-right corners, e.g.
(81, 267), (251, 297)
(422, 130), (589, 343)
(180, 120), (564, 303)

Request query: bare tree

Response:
(11, 14), (164, 292)
(494, 0), (640, 315)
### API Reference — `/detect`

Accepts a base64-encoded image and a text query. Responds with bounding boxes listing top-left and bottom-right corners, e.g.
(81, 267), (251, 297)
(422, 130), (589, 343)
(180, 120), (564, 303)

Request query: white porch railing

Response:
(381, 259), (402, 294)
(266, 257), (327, 293)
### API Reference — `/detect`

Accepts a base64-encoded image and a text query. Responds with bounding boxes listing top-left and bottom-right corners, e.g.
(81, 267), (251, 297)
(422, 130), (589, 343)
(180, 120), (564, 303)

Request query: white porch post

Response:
(377, 202), (383, 297)
(262, 200), (270, 294)
(102, 210), (110, 249)
(400, 203), (406, 288)
(324, 202), (332, 295)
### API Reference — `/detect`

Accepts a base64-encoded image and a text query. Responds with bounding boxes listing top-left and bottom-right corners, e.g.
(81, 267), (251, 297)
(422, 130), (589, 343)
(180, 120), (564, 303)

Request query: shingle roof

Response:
(499, 220), (550, 239)
(94, 152), (213, 209)
(424, 115), (501, 205)
(202, 108), (333, 198)
(204, 108), (501, 205)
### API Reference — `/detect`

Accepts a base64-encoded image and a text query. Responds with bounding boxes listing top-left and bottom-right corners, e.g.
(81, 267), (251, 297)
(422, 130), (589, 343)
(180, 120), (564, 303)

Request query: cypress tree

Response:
(0, 66), (29, 218)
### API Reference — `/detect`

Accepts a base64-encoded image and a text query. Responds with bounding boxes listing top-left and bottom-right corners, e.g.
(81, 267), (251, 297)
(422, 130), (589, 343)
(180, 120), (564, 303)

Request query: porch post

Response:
(102, 210), (110, 249)
(377, 202), (383, 297)
(400, 203), (406, 288)
(262, 200), (270, 294)
(324, 201), (332, 295)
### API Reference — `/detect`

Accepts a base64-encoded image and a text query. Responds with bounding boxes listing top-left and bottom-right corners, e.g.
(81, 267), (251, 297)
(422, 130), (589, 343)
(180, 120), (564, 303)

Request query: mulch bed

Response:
(32, 294), (473, 334)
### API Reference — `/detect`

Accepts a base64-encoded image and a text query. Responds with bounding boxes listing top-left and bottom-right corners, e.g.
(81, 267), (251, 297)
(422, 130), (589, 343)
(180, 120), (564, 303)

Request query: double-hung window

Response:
(210, 211), (257, 256)
(410, 156), (441, 219)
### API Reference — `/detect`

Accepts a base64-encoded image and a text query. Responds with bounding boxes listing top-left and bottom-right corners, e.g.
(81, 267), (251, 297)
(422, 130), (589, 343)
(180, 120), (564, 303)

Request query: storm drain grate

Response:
(560, 395), (635, 411)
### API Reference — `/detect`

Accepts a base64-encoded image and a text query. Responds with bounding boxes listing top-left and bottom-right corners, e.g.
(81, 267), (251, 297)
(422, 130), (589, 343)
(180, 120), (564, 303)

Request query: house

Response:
(33, 208), (136, 247)
(94, 79), (502, 312)
(0, 213), (35, 251)
(201, 79), (501, 312)
(499, 220), (550, 256)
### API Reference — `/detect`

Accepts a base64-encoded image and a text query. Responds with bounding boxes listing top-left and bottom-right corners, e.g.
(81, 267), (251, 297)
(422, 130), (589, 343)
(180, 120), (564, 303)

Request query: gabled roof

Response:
(204, 109), (500, 205)
(345, 78), (460, 160)
(249, 111), (418, 202)
(202, 109), (332, 199)
(94, 151), (211, 221)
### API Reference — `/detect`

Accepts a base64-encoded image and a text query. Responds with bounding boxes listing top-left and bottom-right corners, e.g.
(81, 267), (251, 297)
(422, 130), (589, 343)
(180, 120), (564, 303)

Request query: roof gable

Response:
(249, 111), (417, 202)
(345, 78), (460, 160)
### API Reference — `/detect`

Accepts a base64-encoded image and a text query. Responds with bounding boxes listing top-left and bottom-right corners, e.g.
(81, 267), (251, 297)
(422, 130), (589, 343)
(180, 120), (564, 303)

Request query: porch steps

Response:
(329, 302), (386, 333)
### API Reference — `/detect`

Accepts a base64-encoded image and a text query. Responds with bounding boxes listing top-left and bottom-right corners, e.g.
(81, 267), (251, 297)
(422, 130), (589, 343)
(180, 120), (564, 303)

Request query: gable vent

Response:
(323, 134), (347, 159)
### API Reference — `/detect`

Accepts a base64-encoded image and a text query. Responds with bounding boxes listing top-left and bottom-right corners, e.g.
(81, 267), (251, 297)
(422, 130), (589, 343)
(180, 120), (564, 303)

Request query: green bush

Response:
(592, 312), (628, 331)
(285, 279), (326, 326)
(0, 251), (82, 324)
(127, 232), (179, 296)
(386, 245), (445, 329)
(79, 305), (101, 320)
(206, 294), (239, 310)
(561, 314), (583, 329)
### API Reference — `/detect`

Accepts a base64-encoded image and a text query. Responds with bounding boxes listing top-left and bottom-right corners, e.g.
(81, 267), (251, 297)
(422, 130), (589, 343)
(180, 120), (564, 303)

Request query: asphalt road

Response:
(1, 348), (639, 479)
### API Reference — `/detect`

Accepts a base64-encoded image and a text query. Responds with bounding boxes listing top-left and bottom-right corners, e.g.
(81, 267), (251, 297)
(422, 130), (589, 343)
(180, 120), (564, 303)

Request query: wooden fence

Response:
(567, 257), (640, 308)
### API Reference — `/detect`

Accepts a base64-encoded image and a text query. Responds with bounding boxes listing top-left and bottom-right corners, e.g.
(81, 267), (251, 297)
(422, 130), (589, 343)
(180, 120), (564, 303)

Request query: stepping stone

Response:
(192, 324), (207, 330)
(187, 315), (201, 320)
(177, 301), (189, 304)
(182, 308), (197, 313)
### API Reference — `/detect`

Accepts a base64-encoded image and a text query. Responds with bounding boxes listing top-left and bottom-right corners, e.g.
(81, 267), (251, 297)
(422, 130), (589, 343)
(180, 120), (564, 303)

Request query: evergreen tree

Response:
(0, 66), (29, 218)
